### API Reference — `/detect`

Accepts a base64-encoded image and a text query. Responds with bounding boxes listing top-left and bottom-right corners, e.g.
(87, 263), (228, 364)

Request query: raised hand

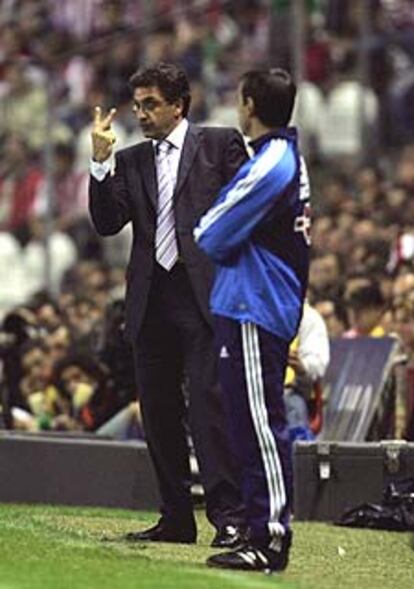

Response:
(91, 106), (117, 163)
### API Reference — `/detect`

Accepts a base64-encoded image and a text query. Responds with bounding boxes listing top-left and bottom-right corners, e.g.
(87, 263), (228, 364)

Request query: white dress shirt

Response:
(152, 118), (188, 187)
(90, 118), (189, 184)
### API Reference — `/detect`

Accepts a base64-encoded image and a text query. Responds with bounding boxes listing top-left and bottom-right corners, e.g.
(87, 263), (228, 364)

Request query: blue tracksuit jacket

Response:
(194, 128), (310, 342)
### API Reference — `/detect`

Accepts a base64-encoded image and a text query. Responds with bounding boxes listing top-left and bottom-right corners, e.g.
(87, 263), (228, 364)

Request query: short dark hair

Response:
(240, 68), (296, 128)
(129, 62), (191, 117)
(52, 352), (109, 393)
(347, 281), (385, 311)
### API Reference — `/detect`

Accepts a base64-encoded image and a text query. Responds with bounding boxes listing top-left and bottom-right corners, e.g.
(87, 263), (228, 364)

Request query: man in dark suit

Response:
(89, 63), (246, 546)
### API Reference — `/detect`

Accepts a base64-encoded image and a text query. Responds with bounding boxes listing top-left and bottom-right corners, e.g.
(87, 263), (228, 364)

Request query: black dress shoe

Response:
(207, 530), (292, 572)
(124, 519), (197, 544)
(210, 524), (246, 549)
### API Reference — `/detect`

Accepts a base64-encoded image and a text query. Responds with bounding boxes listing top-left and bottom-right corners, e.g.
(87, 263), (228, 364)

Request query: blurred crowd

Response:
(0, 260), (139, 435)
(2, 0), (414, 437)
(308, 156), (414, 439)
(309, 155), (414, 349)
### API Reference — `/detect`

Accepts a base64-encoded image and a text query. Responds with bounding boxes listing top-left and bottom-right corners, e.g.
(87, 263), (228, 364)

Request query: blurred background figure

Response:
(284, 301), (330, 439)
(343, 279), (387, 338)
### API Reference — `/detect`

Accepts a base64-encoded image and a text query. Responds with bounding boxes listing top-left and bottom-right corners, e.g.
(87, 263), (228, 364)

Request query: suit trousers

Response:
(133, 262), (244, 529)
(215, 316), (293, 545)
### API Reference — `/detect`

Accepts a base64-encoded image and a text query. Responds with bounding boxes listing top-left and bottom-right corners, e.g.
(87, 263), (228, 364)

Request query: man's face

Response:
(309, 255), (339, 291)
(46, 326), (71, 362)
(314, 300), (345, 338)
(132, 86), (182, 140)
(21, 347), (49, 389)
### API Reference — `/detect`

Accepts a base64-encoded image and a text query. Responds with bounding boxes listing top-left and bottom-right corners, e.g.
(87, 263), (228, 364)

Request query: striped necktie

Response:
(155, 140), (179, 271)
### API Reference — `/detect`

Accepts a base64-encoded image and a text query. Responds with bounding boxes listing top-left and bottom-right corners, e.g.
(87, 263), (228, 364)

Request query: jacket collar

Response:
(249, 126), (297, 154)
(174, 123), (201, 201)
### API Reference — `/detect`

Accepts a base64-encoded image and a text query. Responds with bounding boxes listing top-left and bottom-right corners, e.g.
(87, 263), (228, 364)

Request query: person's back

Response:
(196, 68), (310, 573)
(196, 128), (309, 340)
(343, 280), (386, 338)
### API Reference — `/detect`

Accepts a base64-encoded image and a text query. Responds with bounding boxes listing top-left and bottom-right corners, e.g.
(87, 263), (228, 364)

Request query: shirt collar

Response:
(152, 118), (189, 152)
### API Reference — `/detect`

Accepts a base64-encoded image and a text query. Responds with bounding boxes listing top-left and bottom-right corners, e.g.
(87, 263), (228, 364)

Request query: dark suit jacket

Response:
(89, 123), (248, 341)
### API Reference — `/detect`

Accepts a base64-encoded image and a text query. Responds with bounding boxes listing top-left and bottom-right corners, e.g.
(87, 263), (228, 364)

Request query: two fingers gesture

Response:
(91, 106), (117, 163)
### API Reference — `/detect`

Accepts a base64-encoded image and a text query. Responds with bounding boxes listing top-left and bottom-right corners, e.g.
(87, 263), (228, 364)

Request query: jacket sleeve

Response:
(89, 152), (132, 236)
(194, 139), (296, 263)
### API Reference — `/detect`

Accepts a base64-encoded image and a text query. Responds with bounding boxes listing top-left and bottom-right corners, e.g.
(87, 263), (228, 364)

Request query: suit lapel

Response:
(139, 140), (158, 208)
(174, 124), (202, 201)
(136, 125), (201, 208)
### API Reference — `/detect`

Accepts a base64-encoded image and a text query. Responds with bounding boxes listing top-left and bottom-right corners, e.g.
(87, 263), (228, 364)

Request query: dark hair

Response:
(347, 281), (385, 311)
(331, 298), (349, 328)
(52, 352), (109, 394)
(332, 298), (349, 328)
(240, 68), (296, 128)
(129, 62), (191, 117)
(20, 338), (48, 359)
(28, 290), (59, 313)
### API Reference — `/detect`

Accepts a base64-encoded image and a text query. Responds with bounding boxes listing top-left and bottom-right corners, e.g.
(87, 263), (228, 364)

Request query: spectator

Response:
(284, 302), (330, 436)
(343, 280), (387, 338)
(16, 338), (59, 430)
(309, 252), (343, 299)
(314, 298), (348, 338)
(52, 352), (121, 432)
(316, 49), (379, 167)
(0, 133), (43, 231)
(45, 324), (73, 365)
(0, 58), (71, 151)
(39, 142), (89, 232)
(28, 291), (62, 330)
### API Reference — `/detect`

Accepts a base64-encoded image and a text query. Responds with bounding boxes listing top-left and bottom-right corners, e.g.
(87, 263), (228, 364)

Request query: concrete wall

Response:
(0, 432), (160, 510)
